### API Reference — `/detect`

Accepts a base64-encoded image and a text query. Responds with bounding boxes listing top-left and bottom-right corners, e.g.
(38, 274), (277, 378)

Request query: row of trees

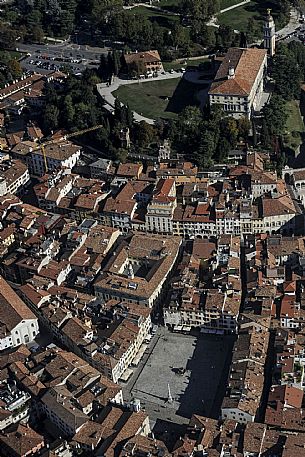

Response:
(259, 39), (305, 166)
(272, 41), (305, 100)
(169, 105), (250, 167)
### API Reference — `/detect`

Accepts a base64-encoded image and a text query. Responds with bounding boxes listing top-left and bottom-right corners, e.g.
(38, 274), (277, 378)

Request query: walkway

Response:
(97, 73), (181, 124)
(207, 0), (251, 29)
(220, 0), (250, 14)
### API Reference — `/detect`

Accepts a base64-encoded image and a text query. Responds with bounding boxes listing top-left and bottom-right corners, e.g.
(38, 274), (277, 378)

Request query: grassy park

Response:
(218, 1), (261, 31)
(113, 77), (206, 120)
(220, 0), (245, 9)
(125, 5), (179, 30)
(218, 0), (289, 32)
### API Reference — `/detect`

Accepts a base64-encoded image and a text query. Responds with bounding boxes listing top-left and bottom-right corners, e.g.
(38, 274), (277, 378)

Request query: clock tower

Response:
(264, 9), (276, 56)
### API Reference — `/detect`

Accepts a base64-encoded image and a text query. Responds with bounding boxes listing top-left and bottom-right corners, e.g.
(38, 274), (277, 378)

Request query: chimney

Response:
(228, 66), (235, 79)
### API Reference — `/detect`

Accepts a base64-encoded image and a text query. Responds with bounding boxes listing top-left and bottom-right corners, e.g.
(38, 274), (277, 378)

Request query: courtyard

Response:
(124, 327), (234, 425)
(113, 77), (208, 120)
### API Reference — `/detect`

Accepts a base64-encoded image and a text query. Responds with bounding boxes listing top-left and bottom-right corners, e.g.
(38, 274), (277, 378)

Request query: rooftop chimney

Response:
(228, 66), (235, 79)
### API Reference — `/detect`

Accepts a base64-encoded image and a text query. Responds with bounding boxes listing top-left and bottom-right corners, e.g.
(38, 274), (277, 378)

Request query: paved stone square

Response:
(129, 328), (234, 424)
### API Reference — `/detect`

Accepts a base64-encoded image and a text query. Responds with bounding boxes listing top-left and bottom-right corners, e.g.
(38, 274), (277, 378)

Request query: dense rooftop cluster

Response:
(2, 36), (305, 456)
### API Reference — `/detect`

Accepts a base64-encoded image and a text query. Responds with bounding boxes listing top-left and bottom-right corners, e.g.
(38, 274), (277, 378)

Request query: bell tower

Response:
(264, 9), (276, 56)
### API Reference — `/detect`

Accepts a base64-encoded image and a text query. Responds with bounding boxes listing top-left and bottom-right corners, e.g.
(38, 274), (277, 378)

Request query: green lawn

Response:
(218, 0), (289, 32)
(218, 1), (261, 31)
(220, 0), (244, 9)
(284, 100), (305, 151)
(113, 78), (205, 120)
(152, 0), (181, 12)
(125, 5), (179, 29)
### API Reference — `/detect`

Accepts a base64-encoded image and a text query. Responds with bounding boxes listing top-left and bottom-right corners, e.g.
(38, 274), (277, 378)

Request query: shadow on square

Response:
(175, 334), (235, 420)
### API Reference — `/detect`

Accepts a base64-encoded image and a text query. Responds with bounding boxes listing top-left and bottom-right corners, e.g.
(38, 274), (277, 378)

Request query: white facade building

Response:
(0, 276), (39, 351)
(145, 178), (177, 234)
(28, 142), (81, 176)
(209, 48), (267, 118)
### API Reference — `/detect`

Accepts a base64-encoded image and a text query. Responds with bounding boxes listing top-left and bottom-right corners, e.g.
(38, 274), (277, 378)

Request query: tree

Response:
(221, 115), (239, 149)
(114, 98), (123, 122)
(172, 24), (190, 51)
(196, 130), (215, 168)
(99, 53), (110, 80)
(0, 23), (18, 49)
(246, 17), (258, 43)
(217, 25), (235, 50)
(127, 59), (146, 77)
(215, 137), (231, 162)
(7, 59), (22, 78)
(134, 121), (156, 148)
(125, 104), (133, 128)
(261, 118), (271, 149)
(44, 104), (59, 132)
(272, 53), (302, 100)
(112, 50), (121, 76)
(62, 95), (75, 129)
(107, 51), (114, 76)
(31, 25), (44, 43)
(263, 95), (287, 136)
(91, 0), (123, 25)
(115, 147), (128, 163)
(238, 116), (251, 140)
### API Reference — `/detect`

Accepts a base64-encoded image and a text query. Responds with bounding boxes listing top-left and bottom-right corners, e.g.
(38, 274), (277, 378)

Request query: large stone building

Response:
(209, 47), (267, 118)
(94, 233), (181, 309)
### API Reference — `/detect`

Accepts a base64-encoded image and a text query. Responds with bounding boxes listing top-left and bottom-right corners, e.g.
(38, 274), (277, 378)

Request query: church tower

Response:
(264, 9), (276, 56)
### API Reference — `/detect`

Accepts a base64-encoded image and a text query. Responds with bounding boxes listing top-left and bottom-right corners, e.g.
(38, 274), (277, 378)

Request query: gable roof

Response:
(209, 47), (267, 96)
(0, 276), (36, 334)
